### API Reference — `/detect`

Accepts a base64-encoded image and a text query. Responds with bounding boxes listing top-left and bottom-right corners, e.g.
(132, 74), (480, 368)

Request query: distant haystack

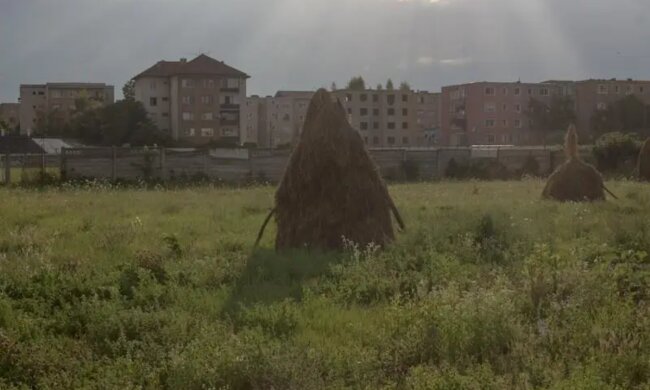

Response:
(637, 138), (650, 181)
(542, 125), (605, 202)
(267, 88), (403, 251)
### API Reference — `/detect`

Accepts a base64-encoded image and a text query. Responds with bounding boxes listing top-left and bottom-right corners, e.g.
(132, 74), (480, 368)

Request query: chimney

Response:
(180, 58), (187, 63)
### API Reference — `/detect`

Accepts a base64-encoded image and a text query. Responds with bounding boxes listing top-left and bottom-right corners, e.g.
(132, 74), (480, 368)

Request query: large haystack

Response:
(542, 125), (605, 202)
(271, 89), (403, 251)
(637, 138), (650, 181)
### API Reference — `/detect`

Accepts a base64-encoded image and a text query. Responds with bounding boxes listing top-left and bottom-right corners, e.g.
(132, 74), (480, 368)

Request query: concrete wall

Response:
(61, 146), (580, 183)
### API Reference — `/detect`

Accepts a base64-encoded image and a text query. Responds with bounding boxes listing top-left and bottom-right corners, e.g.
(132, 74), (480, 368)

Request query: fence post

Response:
(159, 147), (166, 180)
(60, 148), (67, 181)
(40, 152), (46, 178)
(111, 146), (117, 181)
(4, 152), (9, 185)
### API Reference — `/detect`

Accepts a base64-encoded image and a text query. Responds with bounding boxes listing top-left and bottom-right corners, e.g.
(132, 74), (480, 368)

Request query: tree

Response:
(122, 79), (136, 101)
(376, 83), (383, 90)
(525, 95), (576, 145)
(330, 82), (337, 91)
(591, 95), (650, 135)
(399, 81), (411, 91)
(386, 79), (395, 90)
(346, 76), (366, 91)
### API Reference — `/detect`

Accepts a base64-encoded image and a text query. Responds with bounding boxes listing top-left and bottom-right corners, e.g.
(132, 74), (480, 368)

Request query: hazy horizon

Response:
(2, 0), (650, 101)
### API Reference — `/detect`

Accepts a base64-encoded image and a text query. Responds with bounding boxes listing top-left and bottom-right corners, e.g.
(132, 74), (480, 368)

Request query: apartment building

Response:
(19, 83), (114, 135)
(133, 54), (249, 146)
(242, 91), (313, 148)
(573, 79), (650, 136)
(0, 103), (20, 133)
(332, 89), (441, 147)
(440, 81), (571, 146)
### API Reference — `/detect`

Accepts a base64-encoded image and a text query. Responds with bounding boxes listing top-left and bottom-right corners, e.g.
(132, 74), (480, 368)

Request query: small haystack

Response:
(637, 138), (650, 181)
(264, 88), (404, 251)
(542, 125), (605, 202)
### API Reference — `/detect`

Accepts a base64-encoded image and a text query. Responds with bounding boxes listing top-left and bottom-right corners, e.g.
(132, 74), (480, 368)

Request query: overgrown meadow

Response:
(1, 181), (649, 389)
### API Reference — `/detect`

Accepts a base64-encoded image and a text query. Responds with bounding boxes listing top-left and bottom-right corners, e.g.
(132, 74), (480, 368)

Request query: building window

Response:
(540, 88), (549, 96)
(283, 113), (290, 121)
(528, 88), (533, 95)
(485, 119), (495, 128)
(402, 122), (408, 129)
(202, 112), (214, 120)
(502, 87), (508, 95)
(402, 94), (408, 102)
(201, 95), (214, 104)
(182, 79), (194, 88)
(626, 85), (633, 95)
(150, 97), (157, 106)
(502, 104), (507, 112)
(515, 104), (522, 113)
(514, 87), (521, 96)
(373, 108), (379, 116)
(150, 81), (156, 90)
(640, 86), (645, 94)
(347, 108), (352, 114)
(162, 97), (169, 102)
(182, 96), (194, 105)
(360, 94), (368, 102)
(487, 134), (495, 143)
(373, 94), (378, 103)
(485, 87), (495, 96)
(402, 136), (409, 145)
(373, 136), (379, 145)
(514, 119), (522, 128)
(484, 103), (497, 113)
(387, 95), (395, 105)
(387, 136), (395, 145)
(364, 137), (368, 144)
(52, 104), (60, 110)
(346, 93), (352, 102)
(360, 108), (368, 116)
(373, 122), (379, 129)
(614, 85), (620, 94)
(402, 108), (408, 116)
(204, 79), (215, 88)
(360, 122), (368, 130)
(501, 120), (508, 127)
(598, 84), (608, 94)
(182, 112), (194, 121)
(419, 96), (425, 104)
(388, 122), (395, 129)
(597, 102), (607, 110)
(387, 108), (395, 116)
(201, 128), (214, 137)
(185, 128), (196, 136)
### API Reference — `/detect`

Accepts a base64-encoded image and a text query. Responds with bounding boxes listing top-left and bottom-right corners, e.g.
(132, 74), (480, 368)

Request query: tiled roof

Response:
(134, 54), (249, 79)
(0, 136), (46, 154)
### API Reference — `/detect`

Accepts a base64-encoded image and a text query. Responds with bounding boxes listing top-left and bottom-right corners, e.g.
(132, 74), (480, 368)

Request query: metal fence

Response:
(1, 153), (61, 185)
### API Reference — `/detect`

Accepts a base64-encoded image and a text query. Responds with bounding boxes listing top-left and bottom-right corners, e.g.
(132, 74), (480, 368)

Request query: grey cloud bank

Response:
(1, 0), (650, 101)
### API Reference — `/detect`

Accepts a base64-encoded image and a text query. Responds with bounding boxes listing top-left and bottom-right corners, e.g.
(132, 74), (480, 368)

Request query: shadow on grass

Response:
(221, 247), (343, 315)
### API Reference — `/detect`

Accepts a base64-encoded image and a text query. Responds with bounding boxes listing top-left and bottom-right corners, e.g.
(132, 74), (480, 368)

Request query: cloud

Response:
(439, 57), (472, 66)
(416, 56), (435, 66)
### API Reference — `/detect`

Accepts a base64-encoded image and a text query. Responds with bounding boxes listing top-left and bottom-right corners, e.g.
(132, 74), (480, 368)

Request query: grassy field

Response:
(1, 180), (649, 389)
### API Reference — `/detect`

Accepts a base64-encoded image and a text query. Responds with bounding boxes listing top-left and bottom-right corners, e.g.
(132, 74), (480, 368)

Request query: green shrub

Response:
(592, 132), (640, 174)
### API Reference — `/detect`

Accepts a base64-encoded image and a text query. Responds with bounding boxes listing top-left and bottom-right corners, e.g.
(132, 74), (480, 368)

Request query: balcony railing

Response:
(220, 104), (240, 111)
(220, 87), (240, 93)
(220, 119), (239, 126)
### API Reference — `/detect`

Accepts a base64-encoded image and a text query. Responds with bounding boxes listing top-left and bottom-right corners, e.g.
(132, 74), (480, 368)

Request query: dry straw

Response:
(256, 89), (404, 251)
(542, 124), (606, 202)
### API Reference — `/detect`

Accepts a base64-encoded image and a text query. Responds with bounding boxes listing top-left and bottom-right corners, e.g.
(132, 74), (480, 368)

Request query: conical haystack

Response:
(637, 138), (650, 181)
(542, 125), (605, 202)
(271, 89), (403, 251)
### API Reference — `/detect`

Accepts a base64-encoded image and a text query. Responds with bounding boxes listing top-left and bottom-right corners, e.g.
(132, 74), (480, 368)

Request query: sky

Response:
(1, 0), (650, 102)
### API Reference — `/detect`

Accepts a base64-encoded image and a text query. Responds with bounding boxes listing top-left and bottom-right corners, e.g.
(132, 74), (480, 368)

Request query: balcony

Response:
(220, 104), (240, 111)
(220, 87), (240, 93)
(220, 118), (239, 126)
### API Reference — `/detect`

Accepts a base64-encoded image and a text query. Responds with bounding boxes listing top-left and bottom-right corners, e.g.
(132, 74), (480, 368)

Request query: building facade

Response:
(332, 88), (440, 147)
(573, 79), (650, 137)
(133, 54), (249, 146)
(19, 83), (114, 135)
(242, 91), (313, 148)
(0, 103), (20, 133)
(440, 81), (573, 146)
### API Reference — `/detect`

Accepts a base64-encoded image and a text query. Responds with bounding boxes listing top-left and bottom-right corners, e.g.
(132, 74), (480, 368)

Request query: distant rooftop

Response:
(21, 83), (113, 89)
(134, 54), (249, 79)
(274, 90), (314, 99)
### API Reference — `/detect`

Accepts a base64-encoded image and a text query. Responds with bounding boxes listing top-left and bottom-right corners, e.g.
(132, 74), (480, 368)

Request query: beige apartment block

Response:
(573, 79), (650, 137)
(133, 54), (249, 146)
(440, 81), (572, 146)
(242, 91), (313, 148)
(0, 103), (20, 133)
(19, 83), (114, 135)
(332, 88), (441, 147)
